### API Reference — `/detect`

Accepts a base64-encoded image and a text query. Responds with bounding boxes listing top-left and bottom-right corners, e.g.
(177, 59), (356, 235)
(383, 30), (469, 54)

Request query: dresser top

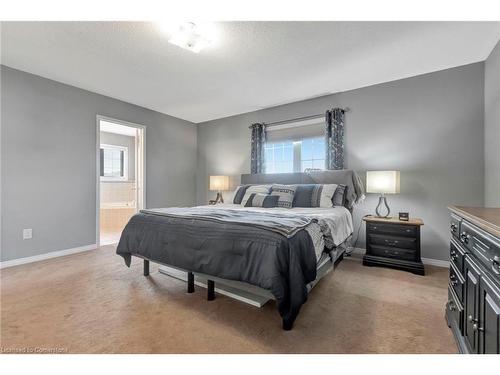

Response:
(449, 206), (500, 238)
(363, 215), (424, 226)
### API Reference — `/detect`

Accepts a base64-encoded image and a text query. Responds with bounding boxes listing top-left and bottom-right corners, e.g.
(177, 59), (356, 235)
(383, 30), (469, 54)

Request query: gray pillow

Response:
(293, 184), (316, 207)
(244, 193), (279, 208)
(270, 184), (297, 209)
(332, 184), (348, 207)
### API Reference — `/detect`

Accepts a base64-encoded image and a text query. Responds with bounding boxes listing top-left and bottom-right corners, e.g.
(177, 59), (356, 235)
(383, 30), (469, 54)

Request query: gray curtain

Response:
(325, 108), (345, 170)
(250, 123), (266, 174)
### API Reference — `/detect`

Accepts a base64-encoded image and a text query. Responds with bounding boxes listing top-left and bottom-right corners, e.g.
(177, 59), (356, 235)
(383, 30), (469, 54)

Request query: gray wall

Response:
(197, 63), (485, 261)
(1, 65), (197, 262)
(485, 40), (500, 207)
(100, 131), (136, 181)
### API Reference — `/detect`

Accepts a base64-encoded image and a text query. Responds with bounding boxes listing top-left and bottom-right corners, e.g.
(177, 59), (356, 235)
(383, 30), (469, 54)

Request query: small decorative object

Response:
(399, 212), (409, 221)
(366, 171), (400, 218)
(209, 175), (230, 204)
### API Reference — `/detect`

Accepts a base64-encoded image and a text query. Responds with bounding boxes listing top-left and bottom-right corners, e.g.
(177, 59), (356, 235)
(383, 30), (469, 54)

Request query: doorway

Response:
(96, 116), (145, 246)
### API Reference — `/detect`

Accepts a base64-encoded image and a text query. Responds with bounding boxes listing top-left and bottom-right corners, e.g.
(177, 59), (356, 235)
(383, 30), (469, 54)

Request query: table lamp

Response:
(209, 175), (230, 204)
(366, 171), (400, 218)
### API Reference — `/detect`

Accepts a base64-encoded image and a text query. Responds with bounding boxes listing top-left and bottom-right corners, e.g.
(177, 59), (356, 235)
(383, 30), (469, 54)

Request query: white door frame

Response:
(96, 115), (147, 247)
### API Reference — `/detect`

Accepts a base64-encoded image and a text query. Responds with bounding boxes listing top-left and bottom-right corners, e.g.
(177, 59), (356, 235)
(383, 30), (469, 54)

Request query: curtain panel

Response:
(250, 123), (266, 174)
(325, 108), (345, 170)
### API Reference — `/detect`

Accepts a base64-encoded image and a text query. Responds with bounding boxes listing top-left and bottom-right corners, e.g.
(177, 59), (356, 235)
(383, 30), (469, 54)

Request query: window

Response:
(100, 144), (128, 181)
(265, 141), (294, 174)
(300, 137), (326, 171)
(265, 136), (325, 174)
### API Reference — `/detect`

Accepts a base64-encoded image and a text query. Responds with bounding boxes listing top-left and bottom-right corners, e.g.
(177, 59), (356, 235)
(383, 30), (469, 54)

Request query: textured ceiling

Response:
(2, 21), (499, 123)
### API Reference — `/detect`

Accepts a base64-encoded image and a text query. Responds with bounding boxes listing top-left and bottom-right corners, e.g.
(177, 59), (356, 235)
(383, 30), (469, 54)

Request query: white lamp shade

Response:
(366, 171), (400, 194)
(209, 175), (230, 191)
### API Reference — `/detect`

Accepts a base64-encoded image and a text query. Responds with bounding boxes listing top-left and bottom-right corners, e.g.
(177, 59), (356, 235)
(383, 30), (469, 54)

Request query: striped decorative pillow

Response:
(292, 184), (348, 208)
(311, 184), (338, 208)
(232, 185), (250, 204)
(240, 185), (272, 206)
(270, 184), (297, 209)
(244, 193), (279, 208)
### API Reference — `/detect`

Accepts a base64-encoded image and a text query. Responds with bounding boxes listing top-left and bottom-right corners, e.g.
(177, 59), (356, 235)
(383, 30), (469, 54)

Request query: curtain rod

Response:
(249, 107), (350, 128)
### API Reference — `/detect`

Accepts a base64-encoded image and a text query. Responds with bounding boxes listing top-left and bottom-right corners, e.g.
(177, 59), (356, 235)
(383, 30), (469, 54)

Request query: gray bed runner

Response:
(140, 206), (315, 238)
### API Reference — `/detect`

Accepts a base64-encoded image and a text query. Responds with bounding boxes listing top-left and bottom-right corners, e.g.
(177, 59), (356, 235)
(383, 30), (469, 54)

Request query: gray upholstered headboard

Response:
(241, 169), (365, 211)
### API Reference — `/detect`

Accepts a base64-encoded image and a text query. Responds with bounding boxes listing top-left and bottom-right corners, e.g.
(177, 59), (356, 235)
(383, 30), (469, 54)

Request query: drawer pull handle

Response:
(468, 315), (478, 323)
(384, 240), (399, 246)
(451, 280), (458, 286)
(472, 323), (484, 332)
(460, 232), (470, 244)
(492, 256), (500, 275)
(448, 301), (455, 311)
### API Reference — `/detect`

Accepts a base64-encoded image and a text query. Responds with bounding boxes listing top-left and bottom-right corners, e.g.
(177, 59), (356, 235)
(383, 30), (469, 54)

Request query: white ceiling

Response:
(2, 21), (499, 123)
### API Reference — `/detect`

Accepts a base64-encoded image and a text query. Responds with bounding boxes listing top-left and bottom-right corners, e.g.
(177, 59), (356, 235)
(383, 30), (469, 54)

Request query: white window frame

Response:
(100, 143), (129, 182)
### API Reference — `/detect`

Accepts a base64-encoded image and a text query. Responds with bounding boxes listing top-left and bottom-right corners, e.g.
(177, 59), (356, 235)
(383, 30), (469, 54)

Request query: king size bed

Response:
(116, 170), (364, 330)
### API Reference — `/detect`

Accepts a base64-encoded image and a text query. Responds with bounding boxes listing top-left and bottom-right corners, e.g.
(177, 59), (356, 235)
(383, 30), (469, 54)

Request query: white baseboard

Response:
(421, 257), (449, 268)
(0, 244), (97, 269)
(347, 247), (449, 268)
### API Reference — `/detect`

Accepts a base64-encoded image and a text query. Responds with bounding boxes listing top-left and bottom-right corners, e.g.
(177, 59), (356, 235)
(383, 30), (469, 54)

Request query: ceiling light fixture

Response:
(164, 22), (213, 53)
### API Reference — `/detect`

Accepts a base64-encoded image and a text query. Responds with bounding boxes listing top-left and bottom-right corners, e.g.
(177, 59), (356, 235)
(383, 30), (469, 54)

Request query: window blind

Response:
(266, 118), (324, 142)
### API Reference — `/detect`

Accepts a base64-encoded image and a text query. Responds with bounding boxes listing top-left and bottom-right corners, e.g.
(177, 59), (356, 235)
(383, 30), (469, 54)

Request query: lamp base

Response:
(375, 195), (391, 218)
(214, 191), (224, 204)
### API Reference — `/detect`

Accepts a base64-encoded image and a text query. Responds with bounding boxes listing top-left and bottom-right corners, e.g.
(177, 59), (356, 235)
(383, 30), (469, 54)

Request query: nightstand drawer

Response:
(370, 245), (416, 262)
(367, 222), (417, 237)
(369, 234), (417, 250)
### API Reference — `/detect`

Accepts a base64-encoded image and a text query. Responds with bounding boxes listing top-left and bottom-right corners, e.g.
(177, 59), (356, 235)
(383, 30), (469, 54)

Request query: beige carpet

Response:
(0, 245), (457, 354)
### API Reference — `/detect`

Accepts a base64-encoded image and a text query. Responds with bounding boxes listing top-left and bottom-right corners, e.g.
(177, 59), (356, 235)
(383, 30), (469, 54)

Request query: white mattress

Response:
(199, 204), (354, 261)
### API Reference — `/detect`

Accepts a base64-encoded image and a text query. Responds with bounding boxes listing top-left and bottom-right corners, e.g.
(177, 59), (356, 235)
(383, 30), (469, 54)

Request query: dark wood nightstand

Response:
(362, 216), (425, 275)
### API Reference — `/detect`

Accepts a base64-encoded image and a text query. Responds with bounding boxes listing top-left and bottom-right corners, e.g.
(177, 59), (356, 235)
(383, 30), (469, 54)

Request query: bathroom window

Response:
(100, 144), (128, 181)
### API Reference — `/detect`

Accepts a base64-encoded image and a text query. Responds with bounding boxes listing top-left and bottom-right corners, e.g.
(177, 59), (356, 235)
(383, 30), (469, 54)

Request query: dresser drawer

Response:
(450, 262), (464, 303)
(367, 222), (417, 237)
(370, 245), (416, 262)
(461, 221), (500, 276)
(450, 238), (466, 275)
(448, 285), (464, 335)
(369, 234), (417, 250)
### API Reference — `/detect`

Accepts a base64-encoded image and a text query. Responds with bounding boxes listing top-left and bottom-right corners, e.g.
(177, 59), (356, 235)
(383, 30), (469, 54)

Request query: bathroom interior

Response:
(99, 119), (143, 245)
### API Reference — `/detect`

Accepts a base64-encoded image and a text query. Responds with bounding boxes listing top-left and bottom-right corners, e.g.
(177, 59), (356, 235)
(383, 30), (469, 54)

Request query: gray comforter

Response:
(116, 208), (319, 330)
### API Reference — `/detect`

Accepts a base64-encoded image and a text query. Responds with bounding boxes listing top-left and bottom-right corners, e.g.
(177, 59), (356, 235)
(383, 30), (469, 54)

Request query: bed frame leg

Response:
(143, 259), (150, 276)
(187, 272), (195, 293)
(207, 280), (215, 301)
(282, 319), (293, 331)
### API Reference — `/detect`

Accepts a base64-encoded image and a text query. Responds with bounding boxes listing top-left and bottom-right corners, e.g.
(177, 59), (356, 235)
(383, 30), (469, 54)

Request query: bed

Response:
(116, 170), (364, 330)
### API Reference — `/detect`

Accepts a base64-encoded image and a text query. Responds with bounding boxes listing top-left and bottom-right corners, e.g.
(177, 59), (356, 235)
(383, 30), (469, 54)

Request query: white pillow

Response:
(319, 184), (338, 208)
(241, 185), (271, 206)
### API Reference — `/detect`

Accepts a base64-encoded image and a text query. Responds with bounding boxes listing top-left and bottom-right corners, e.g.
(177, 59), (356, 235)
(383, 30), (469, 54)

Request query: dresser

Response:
(362, 216), (425, 275)
(446, 206), (500, 354)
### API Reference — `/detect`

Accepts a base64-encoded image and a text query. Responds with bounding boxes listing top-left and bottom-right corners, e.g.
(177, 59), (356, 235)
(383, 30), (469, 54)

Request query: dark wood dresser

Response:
(362, 216), (425, 275)
(446, 206), (500, 354)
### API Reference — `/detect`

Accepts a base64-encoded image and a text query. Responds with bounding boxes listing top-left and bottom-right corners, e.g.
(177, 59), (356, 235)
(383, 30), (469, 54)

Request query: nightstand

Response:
(362, 216), (425, 275)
